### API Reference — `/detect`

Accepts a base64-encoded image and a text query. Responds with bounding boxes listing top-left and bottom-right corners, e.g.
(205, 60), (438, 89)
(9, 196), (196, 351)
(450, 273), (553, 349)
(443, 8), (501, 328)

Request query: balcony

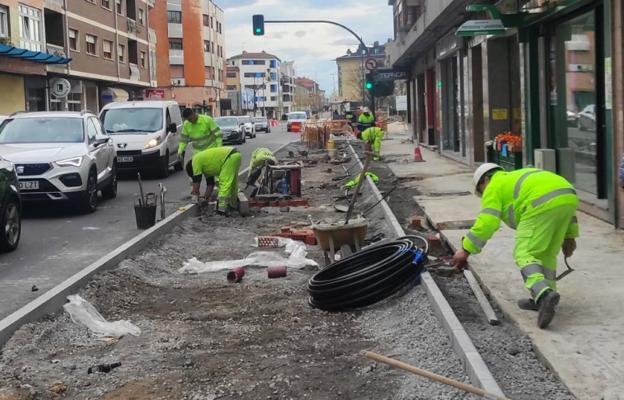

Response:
(169, 49), (184, 65)
(129, 63), (140, 81)
(46, 43), (66, 58)
(44, 0), (65, 11)
(127, 18), (141, 35)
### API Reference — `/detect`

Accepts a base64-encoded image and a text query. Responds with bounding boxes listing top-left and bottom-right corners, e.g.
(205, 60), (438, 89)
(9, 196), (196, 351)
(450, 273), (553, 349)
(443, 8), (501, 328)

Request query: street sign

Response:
(396, 95), (407, 111)
(370, 68), (409, 82)
(365, 58), (377, 71)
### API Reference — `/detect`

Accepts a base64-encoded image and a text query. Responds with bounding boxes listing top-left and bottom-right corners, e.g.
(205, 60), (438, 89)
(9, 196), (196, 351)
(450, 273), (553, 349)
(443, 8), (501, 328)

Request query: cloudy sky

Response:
(219, 0), (393, 95)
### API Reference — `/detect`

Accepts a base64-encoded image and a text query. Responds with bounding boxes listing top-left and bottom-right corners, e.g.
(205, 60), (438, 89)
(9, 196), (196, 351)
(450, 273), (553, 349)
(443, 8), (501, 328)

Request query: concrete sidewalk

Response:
(381, 123), (624, 400)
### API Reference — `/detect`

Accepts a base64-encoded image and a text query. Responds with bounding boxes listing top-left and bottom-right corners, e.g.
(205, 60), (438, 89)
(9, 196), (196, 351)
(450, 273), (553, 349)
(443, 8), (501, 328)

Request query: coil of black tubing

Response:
(308, 236), (429, 311)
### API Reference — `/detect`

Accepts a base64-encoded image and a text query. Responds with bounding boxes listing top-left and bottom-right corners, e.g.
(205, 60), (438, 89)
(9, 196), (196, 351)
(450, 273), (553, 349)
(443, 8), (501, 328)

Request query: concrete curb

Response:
(0, 140), (296, 349)
(347, 143), (505, 397)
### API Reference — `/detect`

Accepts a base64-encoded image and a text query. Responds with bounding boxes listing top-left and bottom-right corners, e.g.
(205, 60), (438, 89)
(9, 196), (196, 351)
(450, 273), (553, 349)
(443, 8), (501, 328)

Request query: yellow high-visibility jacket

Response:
(463, 168), (580, 254)
(179, 114), (222, 155)
(191, 146), (236, 177)
(358, 112), (375, 125)
(248, 148), (277, 172)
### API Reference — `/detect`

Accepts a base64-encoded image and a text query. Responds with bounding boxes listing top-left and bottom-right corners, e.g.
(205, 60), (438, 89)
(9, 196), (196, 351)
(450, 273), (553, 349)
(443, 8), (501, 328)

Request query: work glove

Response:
(562, 238), (577, 258)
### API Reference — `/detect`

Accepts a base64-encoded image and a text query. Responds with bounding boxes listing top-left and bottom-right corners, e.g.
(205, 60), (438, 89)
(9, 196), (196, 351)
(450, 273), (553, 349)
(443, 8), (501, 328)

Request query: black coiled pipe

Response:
(308, 236), (429, 311)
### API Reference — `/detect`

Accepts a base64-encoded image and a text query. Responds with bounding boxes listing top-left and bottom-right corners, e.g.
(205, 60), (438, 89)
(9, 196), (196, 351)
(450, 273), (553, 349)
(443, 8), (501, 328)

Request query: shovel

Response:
(556, 257), (575, 281)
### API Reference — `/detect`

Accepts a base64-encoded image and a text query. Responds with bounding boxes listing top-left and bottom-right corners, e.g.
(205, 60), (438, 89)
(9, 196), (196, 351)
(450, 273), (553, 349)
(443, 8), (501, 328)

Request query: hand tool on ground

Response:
(556, 257), (575, 281)
(364, 352), (512, 400)
(344, 152), (372, 225)
(137, 172), (145, 206)
(361, 186), (397, 217)
(158, 183), (167, 220)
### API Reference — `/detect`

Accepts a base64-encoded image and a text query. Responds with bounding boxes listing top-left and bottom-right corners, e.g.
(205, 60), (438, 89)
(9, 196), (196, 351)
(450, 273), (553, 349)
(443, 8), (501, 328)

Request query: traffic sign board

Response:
(371, 68), (409, 82)
(365, 58), (378, 71)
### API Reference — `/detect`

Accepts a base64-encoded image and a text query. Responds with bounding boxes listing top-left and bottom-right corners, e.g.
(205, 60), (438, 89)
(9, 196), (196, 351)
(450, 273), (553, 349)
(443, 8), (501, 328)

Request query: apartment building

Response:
(294, 77), (323, 114)
(279, 60), (294, 115)
(150, 0), (225, 116)
(335, 41), (386, 104)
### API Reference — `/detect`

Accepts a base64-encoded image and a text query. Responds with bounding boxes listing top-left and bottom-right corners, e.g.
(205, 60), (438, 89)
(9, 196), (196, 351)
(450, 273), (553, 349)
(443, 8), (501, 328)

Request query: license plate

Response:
(19, 181), (39, 190)
(118, 156), (134, 163)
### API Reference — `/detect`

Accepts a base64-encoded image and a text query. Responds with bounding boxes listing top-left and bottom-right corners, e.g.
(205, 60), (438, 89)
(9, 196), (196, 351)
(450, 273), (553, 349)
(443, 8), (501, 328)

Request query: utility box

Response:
(534, 149), (557, 172)
(557, 148), (576, 183)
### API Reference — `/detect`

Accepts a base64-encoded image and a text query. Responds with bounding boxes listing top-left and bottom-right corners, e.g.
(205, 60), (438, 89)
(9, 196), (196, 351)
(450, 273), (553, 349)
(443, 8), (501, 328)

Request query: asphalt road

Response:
(0, 125), (295, 319)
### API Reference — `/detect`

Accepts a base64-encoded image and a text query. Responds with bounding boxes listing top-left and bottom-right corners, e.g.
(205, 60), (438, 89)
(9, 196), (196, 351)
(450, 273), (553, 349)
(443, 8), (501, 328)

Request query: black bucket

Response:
(134, 194), (157, 229)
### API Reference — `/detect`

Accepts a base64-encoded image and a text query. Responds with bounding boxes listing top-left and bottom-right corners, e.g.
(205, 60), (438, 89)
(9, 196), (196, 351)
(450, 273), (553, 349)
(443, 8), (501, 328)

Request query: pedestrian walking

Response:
(186, 146), (241, 216)
(361, 126), (385, 161)
(452, 164), (579, 329)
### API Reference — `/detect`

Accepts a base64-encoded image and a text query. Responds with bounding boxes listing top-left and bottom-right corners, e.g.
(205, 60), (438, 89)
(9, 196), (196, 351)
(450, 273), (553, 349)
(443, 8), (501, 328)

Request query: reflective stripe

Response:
(531, 188), (577, 208)
(514, 170), (542, 199)
(466, 231), (487, 249)
(507, 206), (516, 229)
(481, 208), (502, 218)
(530, 280), (550, 298)
(543, 269), (556, 281)
(521, 263), (545, 280)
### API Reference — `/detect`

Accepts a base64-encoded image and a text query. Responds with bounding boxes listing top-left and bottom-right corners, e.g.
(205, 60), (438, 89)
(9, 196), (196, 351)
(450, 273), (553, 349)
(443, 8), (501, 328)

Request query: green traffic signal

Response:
(252, 15), (265, 36)
(365, 81), (373, 90)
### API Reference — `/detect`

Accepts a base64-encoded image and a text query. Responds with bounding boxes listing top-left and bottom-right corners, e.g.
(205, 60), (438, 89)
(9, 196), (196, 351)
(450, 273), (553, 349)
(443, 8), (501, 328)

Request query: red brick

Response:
(408, 216), (423, 229)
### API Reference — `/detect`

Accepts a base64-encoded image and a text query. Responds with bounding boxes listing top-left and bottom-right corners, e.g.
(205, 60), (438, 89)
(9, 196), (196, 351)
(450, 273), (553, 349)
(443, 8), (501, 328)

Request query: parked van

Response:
(99, 101), (183, 177)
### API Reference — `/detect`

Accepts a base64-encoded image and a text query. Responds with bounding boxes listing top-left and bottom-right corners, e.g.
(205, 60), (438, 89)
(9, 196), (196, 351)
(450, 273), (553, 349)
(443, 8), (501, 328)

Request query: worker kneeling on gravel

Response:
(186, 146), (241, 216)
(361, 126), (385, 161)
(452, 163), (579, 329)
(246, 147), (277, 188)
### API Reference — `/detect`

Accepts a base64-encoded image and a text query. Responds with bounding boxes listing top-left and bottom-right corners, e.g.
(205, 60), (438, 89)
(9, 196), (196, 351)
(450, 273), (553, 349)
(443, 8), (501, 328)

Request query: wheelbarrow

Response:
(312, 217), (368, 266)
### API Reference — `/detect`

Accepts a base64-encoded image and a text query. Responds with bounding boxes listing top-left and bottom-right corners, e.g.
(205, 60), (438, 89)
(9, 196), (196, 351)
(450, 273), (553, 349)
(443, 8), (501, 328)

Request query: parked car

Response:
(237, 115), (256, 138)
(0, 158), (21, 252)
(215, 117), (246, 145)
(100, 101), (183, 177)
(287, 112), (308, 133)
(578, 104), (596, 131)
(254, 116), (271, 133)
(0, 115), (7, 125)
(0, 111), (117, 213)
(566, 109), (579, 127)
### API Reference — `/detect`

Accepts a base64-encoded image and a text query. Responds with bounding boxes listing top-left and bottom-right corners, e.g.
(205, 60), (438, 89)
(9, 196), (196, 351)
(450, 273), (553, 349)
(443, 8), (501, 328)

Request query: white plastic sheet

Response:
(63, 295), (141, 338)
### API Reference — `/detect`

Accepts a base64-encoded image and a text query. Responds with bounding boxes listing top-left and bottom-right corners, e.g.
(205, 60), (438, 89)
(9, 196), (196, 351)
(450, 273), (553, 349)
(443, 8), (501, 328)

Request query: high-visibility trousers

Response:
(217, 152), (241, 212)
(371, 132), (384, 160)
(513, 204), (578, 301)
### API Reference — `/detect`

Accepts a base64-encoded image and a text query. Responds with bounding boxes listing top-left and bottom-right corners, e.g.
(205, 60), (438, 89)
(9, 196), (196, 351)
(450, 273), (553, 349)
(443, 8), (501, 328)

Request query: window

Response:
(211, 41), (215, 53)
(103, 40), (112, 59)
(128, 39), (137, 64)
(140, 51), (146, 67)
(226, 72), (237, 78)
(115, 0), (122, 14)
(242, 59), (265, 65)
(204, 40), (210, 53)
(86, 119), (98, 142)
(85, 34), (97, 55)
(138, 8), (144, 25)
(202, 14), (209, 27)
(169, 38), (183, 50)
(0, 5), (9, 39)
(226, 85), (237, 91)
(217, 22), (221, 34)
(101, 0), (111, 9)
(167, 10), (181, 24)
(244, 72), (265, 78)
(19, 5), (42, 51)
(118, 43), (125, 62)
(68, 29), (78, 51)
(210, 16), (213, 28)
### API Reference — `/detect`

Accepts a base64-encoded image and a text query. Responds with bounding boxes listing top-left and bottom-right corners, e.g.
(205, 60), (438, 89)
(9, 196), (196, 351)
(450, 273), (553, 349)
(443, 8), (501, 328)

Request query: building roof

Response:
(336, 42), (387, 61)
(295, 77), (318, 90)
(229, 51), (281, 61)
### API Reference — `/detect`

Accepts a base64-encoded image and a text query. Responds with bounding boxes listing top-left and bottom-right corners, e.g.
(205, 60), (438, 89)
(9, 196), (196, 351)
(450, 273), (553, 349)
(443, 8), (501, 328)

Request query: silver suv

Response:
(0, 111), (117, 213)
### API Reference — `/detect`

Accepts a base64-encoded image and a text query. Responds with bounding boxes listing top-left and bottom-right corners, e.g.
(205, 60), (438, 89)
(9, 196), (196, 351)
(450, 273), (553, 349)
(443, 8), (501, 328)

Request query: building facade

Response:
(294, 76), (323, 114)
(335, 41), (386, 104)
(279, 60), (294, 115)
(1, 0), (153, 114)
(386, 0), (624, 228)
(150, 0), (225, 115)
(227, 50), (293, 118)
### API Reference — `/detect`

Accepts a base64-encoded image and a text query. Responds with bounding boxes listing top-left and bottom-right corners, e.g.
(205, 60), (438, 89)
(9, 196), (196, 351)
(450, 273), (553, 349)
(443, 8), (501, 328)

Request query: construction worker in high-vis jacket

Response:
(246, 147), (278, 187)
(186, 146), (241, 216)
(357, 107), (375, 131)
(361, 126), (385, 161)
(452, 164), (579, 329)
(178, 108), (222, 162)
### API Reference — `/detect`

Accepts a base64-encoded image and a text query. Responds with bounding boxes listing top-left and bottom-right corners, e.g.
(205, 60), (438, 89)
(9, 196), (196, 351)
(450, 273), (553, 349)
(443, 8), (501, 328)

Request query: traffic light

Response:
(252, 15), (265, 36)
(365, 80), (374, 90)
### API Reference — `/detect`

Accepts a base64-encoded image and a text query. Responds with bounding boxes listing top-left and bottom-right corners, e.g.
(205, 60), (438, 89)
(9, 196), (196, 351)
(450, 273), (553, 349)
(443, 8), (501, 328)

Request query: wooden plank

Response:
(463, 269), (500, 325)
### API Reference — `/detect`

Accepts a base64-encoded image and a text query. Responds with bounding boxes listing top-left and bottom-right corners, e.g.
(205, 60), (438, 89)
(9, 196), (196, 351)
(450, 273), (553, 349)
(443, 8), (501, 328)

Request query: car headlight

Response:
(56, 156), (83, 167)
(144, 137), (162, 149)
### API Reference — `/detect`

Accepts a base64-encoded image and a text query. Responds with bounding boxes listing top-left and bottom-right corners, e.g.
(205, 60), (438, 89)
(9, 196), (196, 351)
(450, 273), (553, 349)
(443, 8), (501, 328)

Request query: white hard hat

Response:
(473, 163), (503, 196)
(362, 107), (370, 113)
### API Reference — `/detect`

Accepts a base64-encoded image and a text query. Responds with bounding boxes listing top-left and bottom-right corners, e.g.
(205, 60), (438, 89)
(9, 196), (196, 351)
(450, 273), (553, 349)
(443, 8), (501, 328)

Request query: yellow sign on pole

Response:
(492, 108), (509, 121)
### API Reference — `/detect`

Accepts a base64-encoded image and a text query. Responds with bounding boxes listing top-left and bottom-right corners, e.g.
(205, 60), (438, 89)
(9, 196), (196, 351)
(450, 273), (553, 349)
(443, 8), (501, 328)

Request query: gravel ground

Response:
(0, 144), (471, 400)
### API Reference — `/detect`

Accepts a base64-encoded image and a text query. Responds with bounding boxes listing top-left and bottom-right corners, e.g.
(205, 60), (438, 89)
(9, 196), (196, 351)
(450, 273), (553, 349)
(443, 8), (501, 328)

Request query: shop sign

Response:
(396, 95), (407, 111)
(145, 89), (165, 100)
(50, 78), (71, 98)
(492, 108), (509, 120)
(371, 68), (409, 82)
(456, 20), (506, 37)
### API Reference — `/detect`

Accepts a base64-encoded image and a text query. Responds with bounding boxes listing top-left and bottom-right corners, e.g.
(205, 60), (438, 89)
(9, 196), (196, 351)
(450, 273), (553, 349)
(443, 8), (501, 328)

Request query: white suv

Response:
(0, 111), (117, 213)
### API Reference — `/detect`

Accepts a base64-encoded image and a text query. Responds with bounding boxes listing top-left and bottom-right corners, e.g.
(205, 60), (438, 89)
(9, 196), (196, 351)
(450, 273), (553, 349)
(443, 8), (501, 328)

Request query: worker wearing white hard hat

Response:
(453, 163), (580, 329)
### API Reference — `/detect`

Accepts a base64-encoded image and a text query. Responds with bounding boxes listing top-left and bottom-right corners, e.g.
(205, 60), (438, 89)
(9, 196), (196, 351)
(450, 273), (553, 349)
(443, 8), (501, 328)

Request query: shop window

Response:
(167, 10), (181, 24)
(85, 34), (97, 55)
(19, 4), (43, 51)
(118, 43), (125, 63)
(68, 29), (78, 51)
(103, 39), (113, 59)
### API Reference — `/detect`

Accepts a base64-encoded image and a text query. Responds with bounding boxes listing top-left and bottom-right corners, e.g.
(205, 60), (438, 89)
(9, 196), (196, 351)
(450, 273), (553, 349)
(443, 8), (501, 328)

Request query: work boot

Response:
(537, 289), (560, 329)
(517, 298), (539, 311)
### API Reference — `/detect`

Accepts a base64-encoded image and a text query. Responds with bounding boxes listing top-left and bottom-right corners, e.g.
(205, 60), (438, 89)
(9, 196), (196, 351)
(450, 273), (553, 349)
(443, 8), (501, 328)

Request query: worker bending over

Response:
(361, 126), (385, 161)
(246, 147), (277, 187)
(357, 107), (375, 132)
(178, 108), (222, 163)
(453, 164), (579, 329)
(186, 146), (241, 216)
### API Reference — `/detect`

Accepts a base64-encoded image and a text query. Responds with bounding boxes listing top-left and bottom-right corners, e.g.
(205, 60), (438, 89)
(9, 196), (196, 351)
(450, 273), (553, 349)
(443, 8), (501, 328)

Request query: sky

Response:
(219, 0), (393, 95)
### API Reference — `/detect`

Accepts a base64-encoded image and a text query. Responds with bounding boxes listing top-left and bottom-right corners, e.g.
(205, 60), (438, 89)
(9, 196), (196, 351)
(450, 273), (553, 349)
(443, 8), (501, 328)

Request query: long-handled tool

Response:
(137, 172), (145, 206)
(364, 352), (512, 400)
(556, 257), (575, 281)
(344, 153), (372, 225)
(361, 186), (397, 217)
(158, 183), (167, 221)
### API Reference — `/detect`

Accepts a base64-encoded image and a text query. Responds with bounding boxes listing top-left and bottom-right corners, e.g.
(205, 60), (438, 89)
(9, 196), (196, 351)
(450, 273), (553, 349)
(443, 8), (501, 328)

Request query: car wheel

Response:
(102, 162), (118, 199)
(80, 169), (98, 213)
(158, 150), (170, 178)
(0, 197), (21, 252)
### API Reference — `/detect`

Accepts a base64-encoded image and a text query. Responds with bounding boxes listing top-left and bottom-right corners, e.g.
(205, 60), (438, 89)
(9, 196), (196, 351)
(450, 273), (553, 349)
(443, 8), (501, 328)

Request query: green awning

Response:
(455, 19), (507, 37)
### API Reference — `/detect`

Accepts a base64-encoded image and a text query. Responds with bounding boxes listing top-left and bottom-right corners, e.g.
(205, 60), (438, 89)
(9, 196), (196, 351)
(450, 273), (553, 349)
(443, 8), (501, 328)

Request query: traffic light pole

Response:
(263, 19), (369, 107)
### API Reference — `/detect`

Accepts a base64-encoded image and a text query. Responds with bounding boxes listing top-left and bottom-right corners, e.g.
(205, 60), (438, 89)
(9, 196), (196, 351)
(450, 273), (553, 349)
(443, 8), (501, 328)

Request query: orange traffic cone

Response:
(414, 146), (425, 162)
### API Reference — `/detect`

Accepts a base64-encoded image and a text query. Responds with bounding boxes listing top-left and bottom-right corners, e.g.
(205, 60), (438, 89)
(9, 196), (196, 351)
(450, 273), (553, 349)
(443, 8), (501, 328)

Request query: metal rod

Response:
(344, 152), (371, 225)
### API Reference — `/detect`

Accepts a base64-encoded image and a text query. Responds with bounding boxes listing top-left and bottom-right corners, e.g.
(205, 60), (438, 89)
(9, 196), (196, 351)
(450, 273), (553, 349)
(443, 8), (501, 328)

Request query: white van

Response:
(99, 101), (183, 177)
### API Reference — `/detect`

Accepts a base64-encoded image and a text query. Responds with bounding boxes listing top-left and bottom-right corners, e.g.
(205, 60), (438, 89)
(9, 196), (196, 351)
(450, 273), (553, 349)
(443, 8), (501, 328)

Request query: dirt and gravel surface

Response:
(0, 142), (574, 400)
